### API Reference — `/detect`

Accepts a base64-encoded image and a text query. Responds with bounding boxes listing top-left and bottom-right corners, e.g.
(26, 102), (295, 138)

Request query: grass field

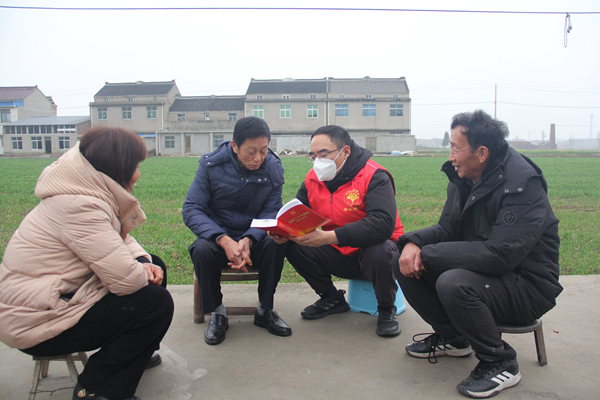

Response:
(1, 152), (598, 284)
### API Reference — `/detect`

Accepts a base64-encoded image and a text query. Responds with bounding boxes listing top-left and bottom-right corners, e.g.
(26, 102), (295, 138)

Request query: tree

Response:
(442, 131), (449, 148)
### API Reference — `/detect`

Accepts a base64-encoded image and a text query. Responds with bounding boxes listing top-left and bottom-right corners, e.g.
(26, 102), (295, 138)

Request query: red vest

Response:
(305, 160), (404, 256)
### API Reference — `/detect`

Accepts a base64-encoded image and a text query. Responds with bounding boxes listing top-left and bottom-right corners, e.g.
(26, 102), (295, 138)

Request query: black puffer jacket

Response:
(398, 145), (562, 316)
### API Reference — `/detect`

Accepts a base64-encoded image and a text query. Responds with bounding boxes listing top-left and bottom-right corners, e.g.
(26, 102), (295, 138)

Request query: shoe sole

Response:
(301, 303), (350, 320)
(406, 346), (473, 358)
(376, 326), (402, 337)
(254, 319), (292, 337)
(457, 371), (521, 398)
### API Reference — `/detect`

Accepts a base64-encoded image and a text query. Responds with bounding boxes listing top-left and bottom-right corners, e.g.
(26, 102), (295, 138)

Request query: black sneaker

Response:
(301, 289), (350, 319)
(406, 333), (473, 363)
(376, 306), (401, 337)
(73, 382), (141, 400)
(456, 358), (521, 398)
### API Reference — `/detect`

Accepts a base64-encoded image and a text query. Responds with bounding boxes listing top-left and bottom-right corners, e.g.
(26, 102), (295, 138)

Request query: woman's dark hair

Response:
(232, 116), (271, 147)
(79, 126), (147, 188)
(450, 110), (509, 160)
(311, 125), (351, 149)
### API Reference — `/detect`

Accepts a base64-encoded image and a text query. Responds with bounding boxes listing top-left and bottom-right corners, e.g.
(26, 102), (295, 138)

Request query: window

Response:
(177, 113), (186, 121)
(128, 98), (134, 102)
(30, 126), (40, 134)
(338, 94), (345, 99)
(165, 136), (175, 149)
(31, 136), (43, 150)
(213, 134), (224, 149)
(122, 107), (132, 119)
(58, 136), (70, 150)
(335, 104), (349, 117)
(12, 137), (22, 150)
(104, 98), (109, 102)
(391, 130), (401, 135)
(307, 105), (318, 118)
(365, 94), (372, 99)
(282, 94), (290, 100)
(310, 94), (317, 99)
(204, 113), (210, 120)
(4, 126), (15, 134)
(98, 107), (107, 120)
(153, 97), (158, 101)
(392, 94), (399, 99)
(16, 126), (25, 134)
(390, 104), (403, 117)
(1, 109), (10, 122)
(280, 105), (291, 118)
(228, 113), (237, 121)
(363, 104), (376, 117)
(253, 105), (264, 118)
(147, 106), (157, 119)
(256, 95), (263, 100)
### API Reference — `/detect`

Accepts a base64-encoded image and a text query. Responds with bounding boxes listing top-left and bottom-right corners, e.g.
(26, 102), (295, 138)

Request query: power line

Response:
(499, 101), (600, 109)
(0, 6), (599, 14)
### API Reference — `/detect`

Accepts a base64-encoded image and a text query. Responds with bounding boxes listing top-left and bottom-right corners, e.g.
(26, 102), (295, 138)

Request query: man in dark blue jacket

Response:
(394, 110), (562, 399)
(183, 117), (291, 345)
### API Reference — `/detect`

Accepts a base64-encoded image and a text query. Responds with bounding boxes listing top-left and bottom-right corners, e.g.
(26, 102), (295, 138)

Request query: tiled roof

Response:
(0, 86), (38, 101)
(95, 80), (177, 97)
(3, 116), (90, 125)
(246, 79), (328, 95)
(169, 97), (245, 112)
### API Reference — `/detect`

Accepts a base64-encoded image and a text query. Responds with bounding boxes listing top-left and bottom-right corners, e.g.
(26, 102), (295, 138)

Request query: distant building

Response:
(2, 116), (90, 156)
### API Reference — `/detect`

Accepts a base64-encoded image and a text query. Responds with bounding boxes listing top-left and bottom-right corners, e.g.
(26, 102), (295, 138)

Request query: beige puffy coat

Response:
(0, 143), (150, 349)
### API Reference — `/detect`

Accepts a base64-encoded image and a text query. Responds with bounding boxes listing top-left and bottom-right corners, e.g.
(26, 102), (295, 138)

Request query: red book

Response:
(251, 198), (330, 238)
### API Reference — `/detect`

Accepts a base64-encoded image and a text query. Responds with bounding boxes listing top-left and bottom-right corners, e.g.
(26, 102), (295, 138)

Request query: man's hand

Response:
(143, 263), (164, 285)
(268, 231), (289, 244)
(217, 235), (251, 272)
(399, 242), (425, 279)
(291, 229), (338, 248)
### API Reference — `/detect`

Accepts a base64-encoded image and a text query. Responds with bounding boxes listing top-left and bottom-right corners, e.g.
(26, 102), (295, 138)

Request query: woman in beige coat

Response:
(0, 127), (174, 400)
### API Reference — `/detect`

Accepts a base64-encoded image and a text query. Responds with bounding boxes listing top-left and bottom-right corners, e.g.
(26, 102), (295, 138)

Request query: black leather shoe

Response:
(204, 313), (229, 345)
(254, 309), (292, 337)
(376, 306), (401, 337)
(145, 353), (162, 370)
(72, 382), (141, 400)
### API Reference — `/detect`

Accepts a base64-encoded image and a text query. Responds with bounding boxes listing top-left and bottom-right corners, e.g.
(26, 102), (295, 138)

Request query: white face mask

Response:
(312, 149), (346, 182)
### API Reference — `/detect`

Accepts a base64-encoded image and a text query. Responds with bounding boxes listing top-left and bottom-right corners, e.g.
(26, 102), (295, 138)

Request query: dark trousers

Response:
(189, 237), (287, 313)
(21, 255), (174, 399)
(287, 240), (398, 308)
(392, 252), (544, 361)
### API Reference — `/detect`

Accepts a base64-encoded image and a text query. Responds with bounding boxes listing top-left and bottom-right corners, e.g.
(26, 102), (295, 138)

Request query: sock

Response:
(256, 301), (265, 315)
(213, 303), (227, 316)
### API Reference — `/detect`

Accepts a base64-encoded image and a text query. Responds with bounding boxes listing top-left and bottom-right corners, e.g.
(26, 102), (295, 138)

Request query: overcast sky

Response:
(2, 0), (599, 141)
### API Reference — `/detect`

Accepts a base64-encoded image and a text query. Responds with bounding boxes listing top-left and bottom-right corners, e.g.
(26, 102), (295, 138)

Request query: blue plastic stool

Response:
(347, 279), (406, 316)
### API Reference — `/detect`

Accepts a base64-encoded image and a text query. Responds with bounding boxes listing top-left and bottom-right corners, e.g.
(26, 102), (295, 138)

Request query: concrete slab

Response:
(1, 275), (599, 400)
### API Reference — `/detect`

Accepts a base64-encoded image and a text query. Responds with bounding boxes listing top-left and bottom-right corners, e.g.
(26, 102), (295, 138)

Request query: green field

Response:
(1, 153), (598, 284)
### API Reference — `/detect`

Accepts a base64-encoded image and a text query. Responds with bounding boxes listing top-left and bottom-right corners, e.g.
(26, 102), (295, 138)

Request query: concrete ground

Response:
(1, 275), (599, 400)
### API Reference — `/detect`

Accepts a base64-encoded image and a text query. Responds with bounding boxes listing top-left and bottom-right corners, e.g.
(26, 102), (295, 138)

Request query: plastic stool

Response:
(497, 319), (547, 366)
(29, 352), (87, 400)
(347, 279), (406, 316)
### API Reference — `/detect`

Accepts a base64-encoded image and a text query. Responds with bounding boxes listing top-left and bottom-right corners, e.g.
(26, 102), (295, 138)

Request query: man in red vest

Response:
(270, 125), (404, 336)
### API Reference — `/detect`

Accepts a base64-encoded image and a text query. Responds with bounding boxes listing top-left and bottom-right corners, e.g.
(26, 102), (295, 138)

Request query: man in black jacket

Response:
(394, 110), (562, 399)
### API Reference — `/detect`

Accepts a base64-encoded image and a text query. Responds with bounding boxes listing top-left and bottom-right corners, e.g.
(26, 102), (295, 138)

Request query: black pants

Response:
(392, 252), (545, 361)
(21, 255), (174, 399)
(287, 240), (398, 308)
(189, 237), (287, 313)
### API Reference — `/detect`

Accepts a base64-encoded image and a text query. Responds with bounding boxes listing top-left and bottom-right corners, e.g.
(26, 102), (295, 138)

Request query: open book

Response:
(251, 198), (330, 238)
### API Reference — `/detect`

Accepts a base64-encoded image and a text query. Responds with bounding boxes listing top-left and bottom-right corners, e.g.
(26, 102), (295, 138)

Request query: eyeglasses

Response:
(306, 147), (343, 162)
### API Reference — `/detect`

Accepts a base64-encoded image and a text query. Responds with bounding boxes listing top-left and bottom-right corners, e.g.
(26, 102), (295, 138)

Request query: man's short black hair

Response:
(451, 110), (509, 159)
(311, 125), (351, 149)
(232, 116), (271, 147)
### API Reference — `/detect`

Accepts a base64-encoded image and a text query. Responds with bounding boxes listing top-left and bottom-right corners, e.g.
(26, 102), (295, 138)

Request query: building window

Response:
(310, 94), (317, 99)
(31, 136), (43, 150)
(12, 137), (23, 150)
(365, 94), (372, 99)
(1, 109), (10, 122)
(363, 104), (376, 117)
(338, 94), (345, 99)
(30, 125), (40, 134)
(128, 98), (134, 102)
(4, 126), (15, 134)
(98, 107), (107, 120)
(390, 104), (403, 117)
(282, 94), (290, 100)
(104, 98), (109, 102)
(307, 105), (318, 118)
(204, 113), (210, 120)
(153, 97), (158, 101)
(147, 106), (157, 119)
(164, 136), (175, 149)
(16, 126), (25, 134)
(392, 94), (399, 99)
(213, 134), (224, 149)
(256, 95), (263, 100)
(280, 105), (291, 118)
(58, 136), (70, 150)
(335, 104), (348, 117)
(122, 107), (132, 119)
(253, 106), (264, 118)
(228, 113), (237, 121)
(177, 113), (186, 121)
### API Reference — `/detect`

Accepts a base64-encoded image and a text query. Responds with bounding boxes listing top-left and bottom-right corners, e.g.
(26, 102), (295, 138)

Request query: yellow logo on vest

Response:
(343, 189), (362, 211)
